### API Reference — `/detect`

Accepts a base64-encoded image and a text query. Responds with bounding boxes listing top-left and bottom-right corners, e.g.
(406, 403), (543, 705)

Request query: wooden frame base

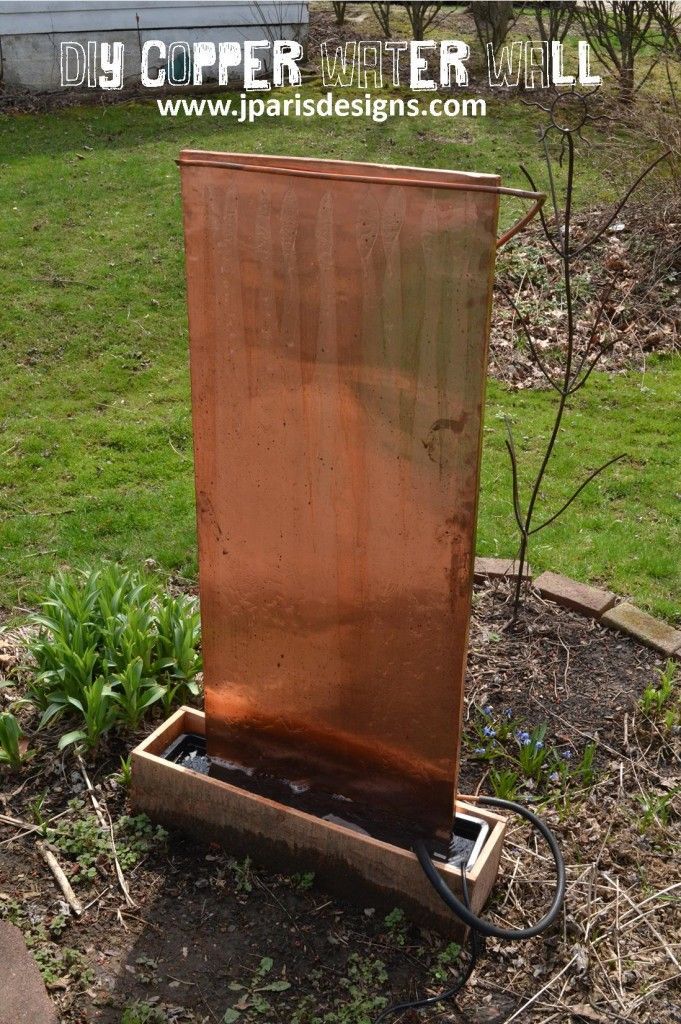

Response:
(131, 708), (506, 936)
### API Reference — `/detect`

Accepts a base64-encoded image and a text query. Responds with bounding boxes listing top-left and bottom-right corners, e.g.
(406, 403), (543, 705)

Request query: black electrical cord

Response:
(375, 795), (566, 1021)
(374, 865), (483, 1024)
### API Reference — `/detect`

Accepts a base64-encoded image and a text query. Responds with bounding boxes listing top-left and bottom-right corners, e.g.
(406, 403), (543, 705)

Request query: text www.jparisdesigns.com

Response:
(156, 91), (486, 123)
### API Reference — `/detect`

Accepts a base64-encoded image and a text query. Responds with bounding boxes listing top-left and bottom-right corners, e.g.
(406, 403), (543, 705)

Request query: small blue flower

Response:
(483, 725), (496, 738)
(483, 705), (494, 716)
(549, 771), (560, 783)
(522, 737), (531, 746)
(516, 730), (530, 744)
(505, 708), (513, 720)
(562, 750), (573, 760)
(534, 740), (544, 750)
(474, 747), (486, 755)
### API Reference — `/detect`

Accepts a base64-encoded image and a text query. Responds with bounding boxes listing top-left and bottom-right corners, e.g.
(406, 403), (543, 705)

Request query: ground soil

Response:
(1, 582), (678, 1024)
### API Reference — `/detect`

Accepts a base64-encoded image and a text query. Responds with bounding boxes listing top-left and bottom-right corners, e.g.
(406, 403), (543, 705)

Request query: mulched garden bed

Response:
(491, 204), (680, 391)
(1, 581), (678, 1024)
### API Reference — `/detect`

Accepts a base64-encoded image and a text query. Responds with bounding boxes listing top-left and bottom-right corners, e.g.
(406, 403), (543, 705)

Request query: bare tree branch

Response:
(529, 454), (627, 535)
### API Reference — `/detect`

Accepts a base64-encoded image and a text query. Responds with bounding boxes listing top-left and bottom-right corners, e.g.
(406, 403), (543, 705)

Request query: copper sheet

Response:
(180, 151), (501, 834)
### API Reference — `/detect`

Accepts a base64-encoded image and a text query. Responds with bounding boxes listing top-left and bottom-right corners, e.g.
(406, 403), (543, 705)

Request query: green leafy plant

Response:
(28, 564), (202, 748)
(46, 803), (166, 884)
(324, 954), (387, 1023)
(489, 766), (519, 801)
(430, 941), (461, 984)
(466, 706), (598, 803)
(516, 724), (549, 781)
(291, 871), (315, 891)
(121, 1001), (168, 1024)
(223, 956), (291, 1022)
(228, 855), (253, 895)
(640, 660), (678, 718)
(29, 792), (49, 833)
(110, 658), (165, 729)
(154, 593), (202, 703)
(383, 907), (407, 947)
(638, 788), (679, 832)
(0, 711), (33, 768)
(116, 754), (133, 787)
(53, 677), (118, 751)
(578, 741), (597, 787)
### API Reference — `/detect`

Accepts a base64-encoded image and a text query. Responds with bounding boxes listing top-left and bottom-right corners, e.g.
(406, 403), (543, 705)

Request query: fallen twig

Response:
(36, 840), (83, 916)
(77, 755), (136, 909)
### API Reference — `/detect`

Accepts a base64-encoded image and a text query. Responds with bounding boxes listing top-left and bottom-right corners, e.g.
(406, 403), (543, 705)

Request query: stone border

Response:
(473, 558), (681, 659)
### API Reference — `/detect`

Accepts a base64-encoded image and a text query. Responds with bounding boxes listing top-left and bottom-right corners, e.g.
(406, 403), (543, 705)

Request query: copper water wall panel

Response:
(180, 152), (501, 835)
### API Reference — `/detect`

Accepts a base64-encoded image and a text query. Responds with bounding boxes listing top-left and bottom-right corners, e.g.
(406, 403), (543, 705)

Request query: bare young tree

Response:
(531, 1), (577, 47)
(652, 1), (681, 58)
(401, 2), (443, 39)
(471, 1), (518, 57)
(498, 92), (670, 617)
(577, 1), (661, 105)
(370, 2), (392, 37)
(331, 2), (349, 26)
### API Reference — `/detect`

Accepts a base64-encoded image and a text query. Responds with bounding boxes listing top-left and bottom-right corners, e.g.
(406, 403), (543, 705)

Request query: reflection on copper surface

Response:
(180, 152), (501, 835)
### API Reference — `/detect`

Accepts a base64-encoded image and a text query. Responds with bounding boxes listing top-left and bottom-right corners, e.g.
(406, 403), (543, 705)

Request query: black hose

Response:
(414, 795), (566, 941)
(375, 795), (566, 1021)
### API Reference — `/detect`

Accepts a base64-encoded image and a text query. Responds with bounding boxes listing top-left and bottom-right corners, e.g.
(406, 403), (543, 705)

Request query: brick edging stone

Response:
(473, 558), (681, 660)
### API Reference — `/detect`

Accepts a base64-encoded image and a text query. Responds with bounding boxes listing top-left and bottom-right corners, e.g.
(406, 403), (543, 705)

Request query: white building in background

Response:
(0, 1), (309, 91)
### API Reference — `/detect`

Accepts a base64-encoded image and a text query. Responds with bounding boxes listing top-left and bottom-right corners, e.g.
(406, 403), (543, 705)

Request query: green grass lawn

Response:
(1, 95), (679, 621)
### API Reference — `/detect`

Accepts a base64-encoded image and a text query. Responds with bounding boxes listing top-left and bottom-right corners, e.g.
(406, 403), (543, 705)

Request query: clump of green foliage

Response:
(0, 898), (93, 988)
(223, 956), (291, 1022)
(120, 1001), (168, 1024)
(639, 661), (679, 733)
(291, 954), (388, 1024)
(27, 563), (201, 750)
(383, 908), (407, 947)
(638, 788), (679, 833)
(45, 800), (167, 884)
(0, 711), (34, 768)
(466, 705), (597, 803)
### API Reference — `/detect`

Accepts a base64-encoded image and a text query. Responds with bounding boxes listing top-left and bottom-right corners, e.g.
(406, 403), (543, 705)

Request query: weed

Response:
(0, 711), (33, 768)
(223, 956), (291, 1022)
(31, 940), (93, 988)
(116, 754), (133, 786)
(640, 661), (679, 731)
(0, 898), (26, 926)
(46, 803), (166, 884)
(489, 766), (519, 800)
(383, 908), (407, 947)
(28, 792), (49, 833)
(291, 871), (315, 891)
(48, 913), (69, 938)
(228, 856), (253, 895)
(134, 955), (160, 985)
(121, 1001), (168, 1024)
(638, 789), (679, 832)
(324, 954), (388, 1023)
(430, 941), (462, 983)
